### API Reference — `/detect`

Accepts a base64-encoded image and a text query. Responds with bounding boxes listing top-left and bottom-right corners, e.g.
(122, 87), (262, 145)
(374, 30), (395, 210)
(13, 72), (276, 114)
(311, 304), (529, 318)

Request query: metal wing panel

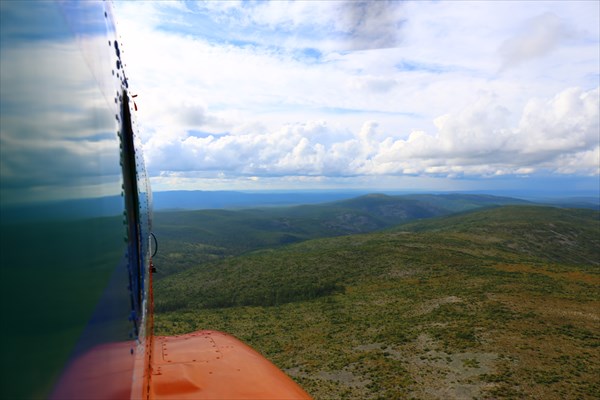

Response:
(151, 331), (311, 400)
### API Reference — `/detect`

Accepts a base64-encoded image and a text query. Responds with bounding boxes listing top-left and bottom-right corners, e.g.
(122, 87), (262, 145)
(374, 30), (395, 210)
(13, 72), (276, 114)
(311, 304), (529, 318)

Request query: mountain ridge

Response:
(152, 193), (535, 277)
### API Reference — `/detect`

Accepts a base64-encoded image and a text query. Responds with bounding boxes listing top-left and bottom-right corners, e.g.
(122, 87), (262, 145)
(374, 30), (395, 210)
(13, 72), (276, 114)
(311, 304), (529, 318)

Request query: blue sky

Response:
(113, 1), (599, 195)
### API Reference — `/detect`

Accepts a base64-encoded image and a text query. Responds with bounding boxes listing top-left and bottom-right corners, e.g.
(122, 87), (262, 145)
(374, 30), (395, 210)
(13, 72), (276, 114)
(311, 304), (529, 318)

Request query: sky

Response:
(113, 0), (599, 195)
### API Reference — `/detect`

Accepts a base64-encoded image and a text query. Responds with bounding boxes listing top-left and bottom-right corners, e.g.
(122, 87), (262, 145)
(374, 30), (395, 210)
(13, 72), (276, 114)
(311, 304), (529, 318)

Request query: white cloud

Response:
(113, 1), (599, 190)
(143, 87), (598, 181)
(375, 87), (599, 176)
(193, 0), (405, 52)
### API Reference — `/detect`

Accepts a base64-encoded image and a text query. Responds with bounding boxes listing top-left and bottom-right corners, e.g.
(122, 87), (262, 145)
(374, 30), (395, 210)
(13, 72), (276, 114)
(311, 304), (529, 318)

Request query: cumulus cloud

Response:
(112, 1), (599, 190)
(115, 0), (598, 134)
(375, 87), (599, 176)
(145, 87), (599, 180)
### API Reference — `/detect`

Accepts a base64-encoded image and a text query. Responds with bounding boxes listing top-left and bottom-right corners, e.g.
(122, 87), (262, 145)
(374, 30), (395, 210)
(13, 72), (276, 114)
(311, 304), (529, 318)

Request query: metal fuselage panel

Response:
(1, 2), (310, 399)
(0, 2), (152, 399)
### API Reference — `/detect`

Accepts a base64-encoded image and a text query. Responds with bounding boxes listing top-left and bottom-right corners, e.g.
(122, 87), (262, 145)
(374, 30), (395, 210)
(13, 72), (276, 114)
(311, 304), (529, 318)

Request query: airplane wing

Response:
(152, 331), (310, 399)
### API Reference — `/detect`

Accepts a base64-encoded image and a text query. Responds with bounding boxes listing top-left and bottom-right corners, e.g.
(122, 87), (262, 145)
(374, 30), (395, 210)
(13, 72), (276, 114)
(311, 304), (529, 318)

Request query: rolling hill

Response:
(153, 204), (599, 399)
(152, 193), (530, 277)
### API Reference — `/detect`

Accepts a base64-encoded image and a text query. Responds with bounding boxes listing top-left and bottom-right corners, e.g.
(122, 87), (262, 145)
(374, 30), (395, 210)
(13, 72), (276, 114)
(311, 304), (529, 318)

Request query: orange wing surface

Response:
(150, 331), (311, 400)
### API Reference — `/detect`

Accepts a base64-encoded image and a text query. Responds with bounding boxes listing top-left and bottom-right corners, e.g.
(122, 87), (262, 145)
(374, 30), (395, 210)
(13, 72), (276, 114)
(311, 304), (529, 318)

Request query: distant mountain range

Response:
(152, 190), (368, 210)
(2, 190), (597, 224)
(151, 193), (539, 277)
(153, 190), (600, 211)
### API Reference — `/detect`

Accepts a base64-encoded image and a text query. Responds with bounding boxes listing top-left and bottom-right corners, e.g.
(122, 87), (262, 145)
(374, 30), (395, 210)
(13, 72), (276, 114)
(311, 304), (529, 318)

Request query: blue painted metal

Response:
(0, 2), (153, 398)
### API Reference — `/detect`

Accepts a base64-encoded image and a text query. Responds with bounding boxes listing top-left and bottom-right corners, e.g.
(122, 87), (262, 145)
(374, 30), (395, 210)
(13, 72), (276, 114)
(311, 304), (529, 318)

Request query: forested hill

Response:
(281, 193), (530, 226)
(393, 205), (600, 266)
(154, 205), (599, 312)
(154, 204), (599, 399)
(152, 193), (531, 276)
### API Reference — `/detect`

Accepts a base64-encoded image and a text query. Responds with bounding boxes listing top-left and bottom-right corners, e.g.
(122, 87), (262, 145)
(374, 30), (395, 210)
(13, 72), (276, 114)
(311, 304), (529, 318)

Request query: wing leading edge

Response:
(151, 331), (311, 400)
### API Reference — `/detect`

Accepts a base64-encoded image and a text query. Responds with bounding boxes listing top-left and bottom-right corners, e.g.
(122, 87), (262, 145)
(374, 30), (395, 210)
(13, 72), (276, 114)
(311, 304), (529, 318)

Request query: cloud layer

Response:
(142, 87), (599, 178)
(113, 0), (600, 190)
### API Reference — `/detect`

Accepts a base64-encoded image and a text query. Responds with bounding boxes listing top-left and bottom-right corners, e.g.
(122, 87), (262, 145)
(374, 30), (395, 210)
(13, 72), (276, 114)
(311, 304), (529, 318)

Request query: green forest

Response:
(151, 195), (600, 399)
